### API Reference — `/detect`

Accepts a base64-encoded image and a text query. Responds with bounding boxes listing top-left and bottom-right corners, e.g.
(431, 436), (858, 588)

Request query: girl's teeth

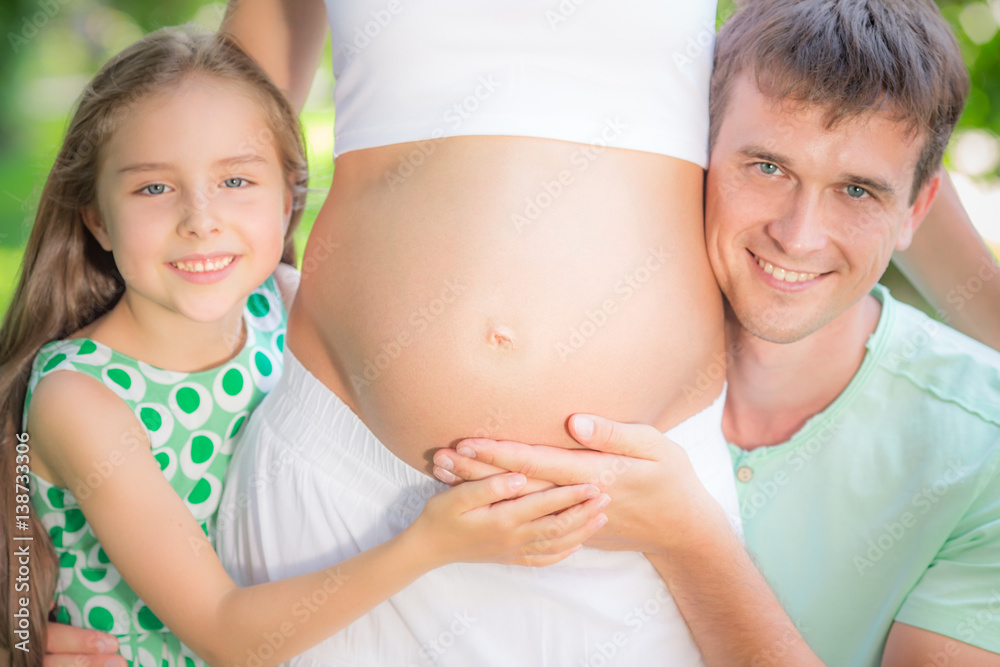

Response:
(756, 257), (819, 283)
(172, 256), (235, 273)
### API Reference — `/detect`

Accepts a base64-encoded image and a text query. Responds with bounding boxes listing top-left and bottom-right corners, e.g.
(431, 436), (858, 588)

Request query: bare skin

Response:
(292, 137), (723, 473)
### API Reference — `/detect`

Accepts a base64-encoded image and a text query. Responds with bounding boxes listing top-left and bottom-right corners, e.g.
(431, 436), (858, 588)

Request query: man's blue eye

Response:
(846, 185), (868, 198)
(758, 162), (779, 175)
(224, 178), (245, 188)
(143, 184), (166, 195)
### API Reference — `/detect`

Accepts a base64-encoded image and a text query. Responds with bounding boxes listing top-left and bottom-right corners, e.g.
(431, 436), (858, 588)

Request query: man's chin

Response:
(729, 302), (824, 345)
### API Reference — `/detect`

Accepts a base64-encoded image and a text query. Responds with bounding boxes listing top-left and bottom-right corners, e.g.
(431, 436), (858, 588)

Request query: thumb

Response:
(447, 473), (527, 512)
(568, 414), (665, 461)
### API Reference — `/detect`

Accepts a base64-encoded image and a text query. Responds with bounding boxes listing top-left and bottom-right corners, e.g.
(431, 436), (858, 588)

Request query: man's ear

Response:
(81, 205), (113, 251)
(895, 170), (942, 252)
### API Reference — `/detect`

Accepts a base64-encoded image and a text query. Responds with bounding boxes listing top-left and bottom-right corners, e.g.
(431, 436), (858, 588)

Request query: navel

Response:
(487, 325), (517, 351)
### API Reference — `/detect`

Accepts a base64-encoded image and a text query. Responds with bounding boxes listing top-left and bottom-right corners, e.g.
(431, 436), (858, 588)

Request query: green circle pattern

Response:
(25, 275), (286, 667)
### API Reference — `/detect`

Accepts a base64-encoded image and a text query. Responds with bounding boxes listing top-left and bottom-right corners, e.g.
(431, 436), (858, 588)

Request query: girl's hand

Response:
(408, 473), (610, 569)
(433, 414), (731, 557)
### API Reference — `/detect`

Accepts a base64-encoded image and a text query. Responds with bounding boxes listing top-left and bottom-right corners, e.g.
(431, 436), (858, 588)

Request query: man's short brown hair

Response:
(710, 0), (970, 202)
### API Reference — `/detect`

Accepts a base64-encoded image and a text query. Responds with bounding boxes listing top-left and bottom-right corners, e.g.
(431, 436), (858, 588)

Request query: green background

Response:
(1, 0), (998, 317)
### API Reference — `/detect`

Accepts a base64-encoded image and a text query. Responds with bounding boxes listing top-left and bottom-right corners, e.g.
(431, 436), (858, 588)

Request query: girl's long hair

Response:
(1, 26), (308, 664)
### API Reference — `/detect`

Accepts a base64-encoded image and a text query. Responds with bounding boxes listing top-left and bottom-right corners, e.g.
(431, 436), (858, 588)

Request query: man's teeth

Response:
(756, 257), (819, 283)
(171, 256), (235, 273)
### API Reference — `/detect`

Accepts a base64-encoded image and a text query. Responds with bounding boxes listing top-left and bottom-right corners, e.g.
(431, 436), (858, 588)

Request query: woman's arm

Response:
(893, 170), (1000, 352)
(221, 0), (329, 114)
(28, 372), (607, 667)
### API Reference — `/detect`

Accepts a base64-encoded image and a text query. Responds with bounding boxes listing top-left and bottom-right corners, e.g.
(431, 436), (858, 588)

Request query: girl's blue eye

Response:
(846, 185), (868, 198)
(224, 177), (245, 188)
(758, 162), (780, 175)
(143, 184), (167, 195)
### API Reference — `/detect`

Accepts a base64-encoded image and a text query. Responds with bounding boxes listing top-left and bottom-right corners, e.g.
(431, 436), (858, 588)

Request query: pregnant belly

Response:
(289, 137), (725, 473)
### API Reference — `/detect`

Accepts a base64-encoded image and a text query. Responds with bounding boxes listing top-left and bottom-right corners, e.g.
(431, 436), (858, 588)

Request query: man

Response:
(42, 0), (1000, 664)
(428, 0), (1000, 663)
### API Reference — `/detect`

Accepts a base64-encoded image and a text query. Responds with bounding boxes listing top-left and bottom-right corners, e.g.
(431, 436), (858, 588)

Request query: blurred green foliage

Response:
(0, 0), (998, 318)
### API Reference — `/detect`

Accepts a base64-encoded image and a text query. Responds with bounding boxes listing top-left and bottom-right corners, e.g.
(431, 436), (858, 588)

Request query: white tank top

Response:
(325, 1), (718, 166)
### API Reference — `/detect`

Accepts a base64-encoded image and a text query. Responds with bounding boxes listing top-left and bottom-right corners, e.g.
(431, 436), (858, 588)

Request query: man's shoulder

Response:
(875, 291), (1000, 428)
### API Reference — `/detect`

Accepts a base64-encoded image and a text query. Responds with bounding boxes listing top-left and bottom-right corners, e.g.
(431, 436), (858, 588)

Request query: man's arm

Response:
(883, 622), (1000, 666)
(221, 0), (329, 114)
(894, 170), (1000, 352)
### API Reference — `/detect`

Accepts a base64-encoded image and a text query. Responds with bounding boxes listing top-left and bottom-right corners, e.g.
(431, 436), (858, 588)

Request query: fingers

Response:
(433, 449), (557, 495)
(454, 439), (598, 486)
(515, 498), (611, 566)
(441, 472), (527, 512)
(502, 483), (602, 523)
(432, 449), (507, 485)
(568, 414), (666, 460)
(46, 623), (119, 656)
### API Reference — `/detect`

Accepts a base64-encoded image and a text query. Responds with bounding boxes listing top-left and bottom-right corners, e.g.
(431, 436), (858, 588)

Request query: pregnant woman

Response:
(217, 2), (734, 664)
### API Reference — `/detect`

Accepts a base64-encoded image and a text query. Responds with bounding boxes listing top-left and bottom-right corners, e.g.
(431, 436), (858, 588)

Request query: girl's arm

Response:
(28, 372), (607, 667)
(221, 0), (328, 115)
(893, 171), (1000, 352)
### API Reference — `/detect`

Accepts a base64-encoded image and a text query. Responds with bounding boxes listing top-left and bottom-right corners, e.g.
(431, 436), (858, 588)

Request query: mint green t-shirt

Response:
(729, 286), (1000, 665)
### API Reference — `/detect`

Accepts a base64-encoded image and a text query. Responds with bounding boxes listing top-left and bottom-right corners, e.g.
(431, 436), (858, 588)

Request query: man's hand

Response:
(435, 414), (823, 665)
(433, 414), (731, 556)
(44, 623), (125, 667)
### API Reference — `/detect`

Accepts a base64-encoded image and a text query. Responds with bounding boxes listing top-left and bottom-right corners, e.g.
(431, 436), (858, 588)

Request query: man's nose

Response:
(765, 190), (828, 257)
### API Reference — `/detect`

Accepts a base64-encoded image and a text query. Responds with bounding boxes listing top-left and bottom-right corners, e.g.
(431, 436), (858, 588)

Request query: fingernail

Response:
(434, 467), (456, 484)
(456, 446), (476, 458)
(597, 494), (611, 510)
(436, 455), (454, 471)
(94, 636), (118, 652)
(584, 485), (600, 499)
(507, 474), (526, 491)
(595, 514), (609, 529)
(574, 415), (594, 439)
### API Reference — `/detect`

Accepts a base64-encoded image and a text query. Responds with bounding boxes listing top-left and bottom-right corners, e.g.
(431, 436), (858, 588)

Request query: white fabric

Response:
(217, 350), (740, 666)
(325, 0), (718, 165)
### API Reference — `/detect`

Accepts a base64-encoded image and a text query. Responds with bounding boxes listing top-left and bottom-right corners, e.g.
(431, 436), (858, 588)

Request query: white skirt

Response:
(217, 349), (740, 666)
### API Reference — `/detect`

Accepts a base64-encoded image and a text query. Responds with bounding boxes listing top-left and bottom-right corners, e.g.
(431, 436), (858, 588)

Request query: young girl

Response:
(0, 27), (609, 667)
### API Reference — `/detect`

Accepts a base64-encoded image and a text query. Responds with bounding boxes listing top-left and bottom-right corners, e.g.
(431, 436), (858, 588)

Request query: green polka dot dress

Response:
(24, 276), (287, 667)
